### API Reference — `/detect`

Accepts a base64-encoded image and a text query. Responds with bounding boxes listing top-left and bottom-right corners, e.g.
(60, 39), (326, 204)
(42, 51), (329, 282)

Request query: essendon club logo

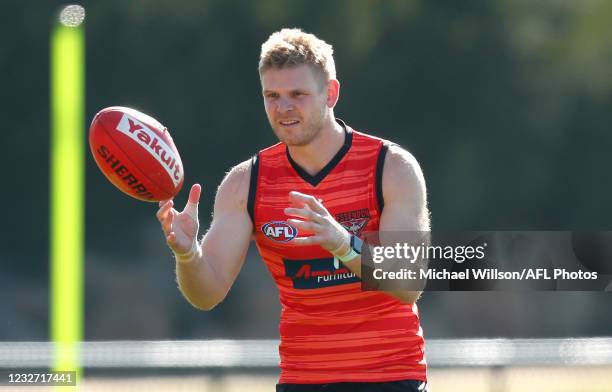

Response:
(283, 258), (359, 289)
(336, 208), (370, 237)
(262, 221), (298, 242)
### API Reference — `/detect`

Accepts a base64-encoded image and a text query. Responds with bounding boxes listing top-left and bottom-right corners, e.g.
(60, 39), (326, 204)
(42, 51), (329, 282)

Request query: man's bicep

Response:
(378, 146), (429, 303)
(201, 161), (254, 286)
(380, 145), (430, 232)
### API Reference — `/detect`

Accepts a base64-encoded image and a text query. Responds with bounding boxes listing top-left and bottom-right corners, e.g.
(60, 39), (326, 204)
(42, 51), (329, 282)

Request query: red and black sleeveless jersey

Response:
(248, 119), (426, 384)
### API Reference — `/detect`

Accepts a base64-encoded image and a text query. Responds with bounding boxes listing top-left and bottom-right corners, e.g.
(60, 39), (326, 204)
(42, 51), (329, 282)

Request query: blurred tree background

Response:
(1, 0), (611, 341)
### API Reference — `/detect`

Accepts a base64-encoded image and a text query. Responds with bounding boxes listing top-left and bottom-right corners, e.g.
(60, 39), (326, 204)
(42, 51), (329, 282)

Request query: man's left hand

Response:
(284, 191), (350, 256)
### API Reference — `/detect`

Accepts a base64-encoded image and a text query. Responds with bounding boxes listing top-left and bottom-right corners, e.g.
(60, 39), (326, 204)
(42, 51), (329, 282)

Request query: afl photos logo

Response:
(262, 221), (298, 242)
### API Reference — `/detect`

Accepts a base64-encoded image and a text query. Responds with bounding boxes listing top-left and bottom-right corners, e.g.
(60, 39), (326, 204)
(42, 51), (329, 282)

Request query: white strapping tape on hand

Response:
(329, 229), (350, 257)
(175, 240), (200, 263)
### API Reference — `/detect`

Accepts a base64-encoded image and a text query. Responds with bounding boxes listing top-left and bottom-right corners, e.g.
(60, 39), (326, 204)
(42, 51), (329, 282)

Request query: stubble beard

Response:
(271, 106), (327, 147)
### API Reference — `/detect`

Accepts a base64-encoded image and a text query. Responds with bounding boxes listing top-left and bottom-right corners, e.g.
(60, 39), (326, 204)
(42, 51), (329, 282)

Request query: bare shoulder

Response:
(214, 158), (253, 212)
(382, 144), (427, 201)
(380, 144), (430, 229)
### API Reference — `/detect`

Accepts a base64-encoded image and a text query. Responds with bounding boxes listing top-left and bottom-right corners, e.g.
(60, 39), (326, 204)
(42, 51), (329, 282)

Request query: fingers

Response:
(188, 183), (202, 205)
(285, 206), (324, 224)
(158, 183), (199, 209)
(287, 218), (320, 232)
(162, 209), (175, 234)
(155, 199), (177, 236)
(289, 191), (326, 215)
(159, 199), (172, 208)
(166, 231), (177, 248)
(183, 184), (201, 221)
(156, 200), (174, 224)
(158, 184), (201, 254)
(157, 199), (173, 215)
(292, 235), (324, 246)
(285, 191), (343, 251)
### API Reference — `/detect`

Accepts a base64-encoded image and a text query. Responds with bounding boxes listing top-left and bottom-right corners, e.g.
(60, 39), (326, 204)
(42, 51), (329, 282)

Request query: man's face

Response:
(261, 65), (329, 146)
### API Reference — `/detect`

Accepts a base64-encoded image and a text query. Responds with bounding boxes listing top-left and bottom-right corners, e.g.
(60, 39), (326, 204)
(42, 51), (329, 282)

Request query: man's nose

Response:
(277, 98), (294, 113)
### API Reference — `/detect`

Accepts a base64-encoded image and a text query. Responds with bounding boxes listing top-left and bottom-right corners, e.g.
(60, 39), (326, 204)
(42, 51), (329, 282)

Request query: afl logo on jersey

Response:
(262, 221), (298, 242)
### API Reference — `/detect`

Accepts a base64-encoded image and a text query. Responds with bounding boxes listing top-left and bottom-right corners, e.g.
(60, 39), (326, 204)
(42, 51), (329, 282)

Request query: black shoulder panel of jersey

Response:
(375, 142), (390, 213)
(247, 153), (259, 224)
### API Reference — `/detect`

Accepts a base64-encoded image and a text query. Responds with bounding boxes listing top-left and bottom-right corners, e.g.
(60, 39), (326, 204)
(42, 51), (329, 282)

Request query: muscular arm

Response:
(339, 145), (429, 303)
(176, 160), (253, 310)
(376, 144), (430, 303)
(380, 145), (430, 233)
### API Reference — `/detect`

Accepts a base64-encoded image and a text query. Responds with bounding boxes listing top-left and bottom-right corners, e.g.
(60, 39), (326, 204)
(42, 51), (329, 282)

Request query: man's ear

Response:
(326, 79), (340, 108)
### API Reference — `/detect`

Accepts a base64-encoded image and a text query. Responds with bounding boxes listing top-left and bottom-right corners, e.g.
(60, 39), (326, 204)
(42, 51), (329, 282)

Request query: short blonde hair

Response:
(258, 28), (336, 82)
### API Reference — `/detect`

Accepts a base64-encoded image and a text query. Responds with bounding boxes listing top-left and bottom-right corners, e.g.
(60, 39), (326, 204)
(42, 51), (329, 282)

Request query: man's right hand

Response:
(156, 184), (202, 256)
(160, 160), (253, 310)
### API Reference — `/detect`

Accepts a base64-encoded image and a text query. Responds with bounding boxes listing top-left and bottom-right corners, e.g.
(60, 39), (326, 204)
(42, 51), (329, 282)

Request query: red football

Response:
(89, 106), (184, 202)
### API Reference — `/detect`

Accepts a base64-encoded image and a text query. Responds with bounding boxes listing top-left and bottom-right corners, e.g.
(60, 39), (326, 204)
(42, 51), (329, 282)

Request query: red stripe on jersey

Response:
(252, 120), (427, 383)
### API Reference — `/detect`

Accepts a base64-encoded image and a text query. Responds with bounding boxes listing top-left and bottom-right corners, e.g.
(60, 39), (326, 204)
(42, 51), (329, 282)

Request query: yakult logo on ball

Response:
(262, 221), (298, 242)
(116, 114), (183, 186)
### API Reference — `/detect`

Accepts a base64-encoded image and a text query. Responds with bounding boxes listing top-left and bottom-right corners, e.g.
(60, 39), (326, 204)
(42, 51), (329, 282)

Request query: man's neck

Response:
(287, 116), (345, 177)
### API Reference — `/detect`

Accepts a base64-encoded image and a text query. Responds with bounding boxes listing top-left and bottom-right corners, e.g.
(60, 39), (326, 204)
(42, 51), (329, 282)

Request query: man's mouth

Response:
(279, 120), (300, 126)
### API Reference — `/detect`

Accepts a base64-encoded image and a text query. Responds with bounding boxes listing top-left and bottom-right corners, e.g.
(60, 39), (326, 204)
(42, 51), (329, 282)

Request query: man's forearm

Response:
(175, 250), (229, 311)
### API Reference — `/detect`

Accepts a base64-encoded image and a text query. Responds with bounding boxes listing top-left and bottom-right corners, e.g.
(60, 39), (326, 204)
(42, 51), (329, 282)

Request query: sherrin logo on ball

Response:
(89, 106), (185, 202)
(262, 221), (298, 242)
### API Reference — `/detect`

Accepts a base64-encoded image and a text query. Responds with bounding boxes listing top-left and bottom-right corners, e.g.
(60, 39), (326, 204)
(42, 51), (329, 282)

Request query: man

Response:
(157, 28), (430, 392)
